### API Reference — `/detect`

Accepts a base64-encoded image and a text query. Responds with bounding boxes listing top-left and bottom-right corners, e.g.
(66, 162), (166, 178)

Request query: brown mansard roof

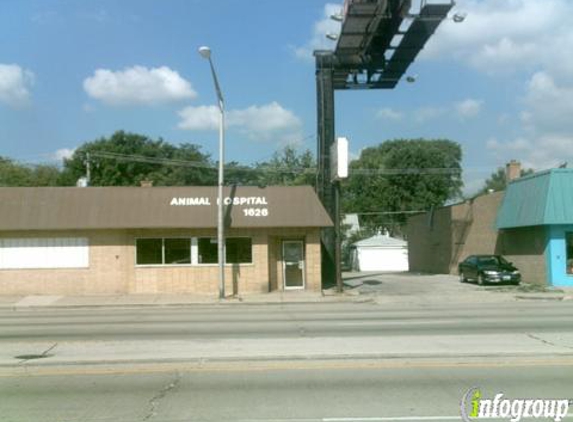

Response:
(0, 186), (333, 230)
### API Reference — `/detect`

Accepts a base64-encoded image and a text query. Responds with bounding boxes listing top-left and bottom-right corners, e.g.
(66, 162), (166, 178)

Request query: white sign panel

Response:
(331, 137), (349, 181)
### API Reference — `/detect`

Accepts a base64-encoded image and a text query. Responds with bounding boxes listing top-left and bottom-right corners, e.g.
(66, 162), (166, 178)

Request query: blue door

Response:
(547, 226), (573, 287)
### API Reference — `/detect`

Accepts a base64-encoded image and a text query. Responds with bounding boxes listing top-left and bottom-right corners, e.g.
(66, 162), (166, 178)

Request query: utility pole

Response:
(315, 51), (337, 289)
(85, 152), (91, 186)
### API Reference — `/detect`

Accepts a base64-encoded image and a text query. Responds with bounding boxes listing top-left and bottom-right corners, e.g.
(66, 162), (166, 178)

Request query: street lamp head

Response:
(405, 75), (417, 83)
(452, 12), (467, 23)
(198, 46), (212, 59)
(330, 12), (343, 22)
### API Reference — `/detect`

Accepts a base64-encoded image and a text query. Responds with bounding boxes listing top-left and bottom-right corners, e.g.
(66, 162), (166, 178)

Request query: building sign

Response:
(170, 196), (269, 217)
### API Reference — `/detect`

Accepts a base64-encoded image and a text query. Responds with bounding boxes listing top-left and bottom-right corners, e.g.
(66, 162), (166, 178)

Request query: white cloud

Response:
(522, 72), (573, 133)
(53, 148), (75, 161)
(228, 102), (302, 140)
(291, 3), (341, 61)
(374, 98), (483, 124)
(177, 105), (219, 131)
(483, 71), (573, 171)
(0, 64), (34, 108)
(486, 134), (573, 171)
(423, 0), (573, 78)
(83, 66), (196, 106)
(376, 107), (404, 121)
(455, 98), (483, 118)
(178, 101), (303, 142)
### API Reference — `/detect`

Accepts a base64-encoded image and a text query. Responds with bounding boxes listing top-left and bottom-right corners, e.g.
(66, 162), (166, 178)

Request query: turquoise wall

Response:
(547, 225), (573, 287)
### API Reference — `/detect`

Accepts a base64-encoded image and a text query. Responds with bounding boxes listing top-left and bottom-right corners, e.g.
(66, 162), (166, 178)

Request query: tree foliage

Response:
(255, 146), (316, 186)
(224, 146), (316, 187)
(0, 157), (61, 186)
(2, 132), (317, 188)
(343, 139), (463, 232)
(479, 166), (534, 194)
(60, 131), (216, 186)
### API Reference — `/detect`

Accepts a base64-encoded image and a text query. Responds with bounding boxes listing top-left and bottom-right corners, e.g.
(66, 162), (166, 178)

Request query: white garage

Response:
(350, 234), (409, 272)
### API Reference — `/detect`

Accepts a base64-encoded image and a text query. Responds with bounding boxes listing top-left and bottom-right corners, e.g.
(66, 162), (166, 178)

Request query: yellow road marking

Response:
(2, 357), (573, 378)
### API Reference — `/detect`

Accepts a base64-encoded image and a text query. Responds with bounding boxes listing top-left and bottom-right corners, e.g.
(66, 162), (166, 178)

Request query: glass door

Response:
(282, 241), (305, 290)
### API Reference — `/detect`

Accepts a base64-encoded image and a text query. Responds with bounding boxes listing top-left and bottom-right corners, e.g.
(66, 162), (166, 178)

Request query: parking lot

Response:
(340, 271), (569, 304)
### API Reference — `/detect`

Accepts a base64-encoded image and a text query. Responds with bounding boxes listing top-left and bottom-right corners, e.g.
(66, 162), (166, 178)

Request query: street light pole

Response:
(199, 46), (225, 300)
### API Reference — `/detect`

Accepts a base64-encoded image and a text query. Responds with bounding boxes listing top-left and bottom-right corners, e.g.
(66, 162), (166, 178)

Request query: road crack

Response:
(143, 372), (181, 421)
(527, 333), (573, 350)
(16, 342), (58, 364)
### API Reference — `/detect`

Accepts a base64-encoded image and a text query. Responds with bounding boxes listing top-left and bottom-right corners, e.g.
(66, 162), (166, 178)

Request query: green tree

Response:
(31, 164), (63, 186)
(479, 166), (534, 194)
(253, 146), (316, 186)
(0, 157), (61, 186)
(60, 131), (216, 186)
(343, 139), (463, 233)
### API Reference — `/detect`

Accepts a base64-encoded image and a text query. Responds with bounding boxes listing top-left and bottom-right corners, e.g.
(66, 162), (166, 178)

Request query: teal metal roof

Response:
(496, 169), (573, 229)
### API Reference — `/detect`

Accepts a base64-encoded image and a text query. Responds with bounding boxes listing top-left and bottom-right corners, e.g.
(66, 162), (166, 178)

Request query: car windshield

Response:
(477, 256), (509, 266)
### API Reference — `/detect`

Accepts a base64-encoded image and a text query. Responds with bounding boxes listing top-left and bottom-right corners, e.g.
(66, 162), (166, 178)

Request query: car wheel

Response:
(478, 274), (486, 286)
(459, 272), (466, 283)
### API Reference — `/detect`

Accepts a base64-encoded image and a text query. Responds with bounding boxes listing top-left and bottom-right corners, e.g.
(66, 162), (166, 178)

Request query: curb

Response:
(514, 294), (566, 301)
(1, 295), (373, 311)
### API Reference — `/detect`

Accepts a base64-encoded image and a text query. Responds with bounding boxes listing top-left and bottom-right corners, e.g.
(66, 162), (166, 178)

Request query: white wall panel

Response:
(0, 238), (89, 269)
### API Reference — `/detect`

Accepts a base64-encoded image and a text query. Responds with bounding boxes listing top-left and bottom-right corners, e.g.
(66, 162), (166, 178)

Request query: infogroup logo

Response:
(461, 387), (570, 422)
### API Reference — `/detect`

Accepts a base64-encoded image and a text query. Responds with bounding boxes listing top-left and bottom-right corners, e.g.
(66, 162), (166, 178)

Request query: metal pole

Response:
(217, 100), (225, 300)
(199, 47), (226, 300)
(315, 51), (337, 289)
(86, 152), (91, 186)
(334, 180), (343, 293)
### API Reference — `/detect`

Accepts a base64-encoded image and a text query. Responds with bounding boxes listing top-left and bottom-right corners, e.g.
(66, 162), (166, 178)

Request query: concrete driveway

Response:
(340, 271), (568, 304)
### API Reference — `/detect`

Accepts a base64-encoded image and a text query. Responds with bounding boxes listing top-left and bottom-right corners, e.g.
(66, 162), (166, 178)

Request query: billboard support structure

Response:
(315, 1), (454, 291)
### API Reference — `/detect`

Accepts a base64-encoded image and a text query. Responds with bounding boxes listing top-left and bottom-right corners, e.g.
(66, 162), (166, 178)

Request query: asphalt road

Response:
(2, 301), (573, 341)
(2, 301), (573, 421)
(3, 362), (573, 422)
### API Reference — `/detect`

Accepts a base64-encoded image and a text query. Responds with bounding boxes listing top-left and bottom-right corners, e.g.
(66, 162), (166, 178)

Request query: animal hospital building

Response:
(0, 186), (332, 296)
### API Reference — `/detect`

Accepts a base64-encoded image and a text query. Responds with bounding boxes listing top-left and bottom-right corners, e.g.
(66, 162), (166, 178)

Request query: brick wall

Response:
(0, 230), (129, 295)
(406, 191), (548, 283)
(496, 227), (548, 285)
(453, 192), (504, 268)
(0, 227), (323, 295)
(407, 192), (504, 274)
(406, 207), (454, 273)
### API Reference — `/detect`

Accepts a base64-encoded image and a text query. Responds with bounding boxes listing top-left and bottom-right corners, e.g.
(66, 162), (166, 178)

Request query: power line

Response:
(88, 151), (215, 170)
(350, 168), (461, 175)
(87, 152), (466, 176)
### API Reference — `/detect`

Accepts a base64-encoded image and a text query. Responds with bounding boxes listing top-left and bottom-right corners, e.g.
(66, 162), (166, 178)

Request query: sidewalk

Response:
(1, 273), (571, 310)
(0, 289), (370, 310)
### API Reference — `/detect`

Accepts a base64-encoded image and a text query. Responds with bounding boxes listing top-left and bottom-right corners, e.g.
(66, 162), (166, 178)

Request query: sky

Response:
(1, 0), (572, 195)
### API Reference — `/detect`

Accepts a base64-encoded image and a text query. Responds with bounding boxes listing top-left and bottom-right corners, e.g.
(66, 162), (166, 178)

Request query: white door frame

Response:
(282, 240), (305, 290)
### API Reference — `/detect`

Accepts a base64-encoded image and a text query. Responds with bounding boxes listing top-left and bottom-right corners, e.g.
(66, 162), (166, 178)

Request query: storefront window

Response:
(137, 237), (253, 266)
(136, 238), (163, 265)
(226, 238), (252, 264)
(198, 238), (218, 264)
(164, 238), (191, 264)
(566, 233), (573, 275)
(198, 237), (253, 264)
